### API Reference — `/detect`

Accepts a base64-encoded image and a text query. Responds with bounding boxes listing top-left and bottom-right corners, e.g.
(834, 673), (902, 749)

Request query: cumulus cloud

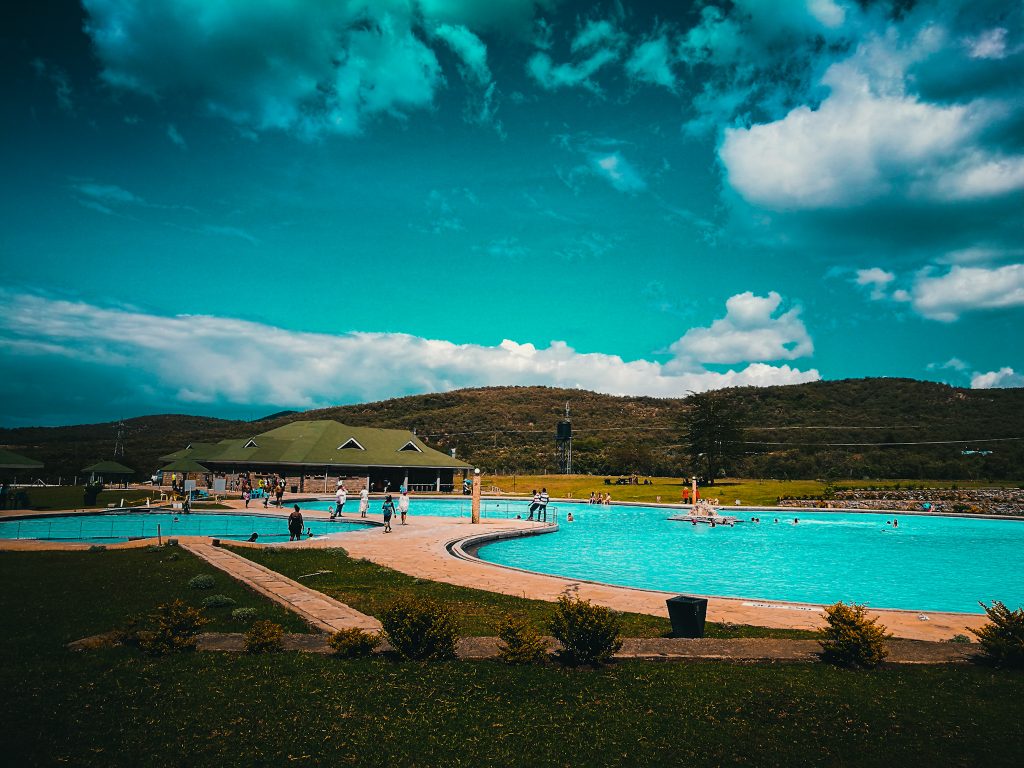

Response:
(910, 264), (1024, 321)
(668, 291), (813, 366)
(166, 124), (186, 149)
(719, 12), (1024, 211)
(31, 58), (74, 112)
(855, 268), (896, 300)
(0, 293), (819, 417)
(971, 367), (1024, 389)
(80, 0), (543, 138)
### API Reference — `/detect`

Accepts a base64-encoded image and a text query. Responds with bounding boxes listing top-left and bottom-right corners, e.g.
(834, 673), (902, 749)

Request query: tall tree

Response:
(682, 392), (746, 486)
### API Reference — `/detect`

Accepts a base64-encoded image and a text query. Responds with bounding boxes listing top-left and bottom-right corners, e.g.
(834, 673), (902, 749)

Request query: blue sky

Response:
(1, 0), (1022, 425)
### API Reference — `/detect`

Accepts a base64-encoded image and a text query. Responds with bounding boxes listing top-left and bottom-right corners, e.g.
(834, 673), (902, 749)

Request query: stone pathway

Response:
(181, 541), (381, 634)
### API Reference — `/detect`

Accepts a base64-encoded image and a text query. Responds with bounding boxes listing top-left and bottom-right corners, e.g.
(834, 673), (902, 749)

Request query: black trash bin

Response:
(666, 595), (708, 638)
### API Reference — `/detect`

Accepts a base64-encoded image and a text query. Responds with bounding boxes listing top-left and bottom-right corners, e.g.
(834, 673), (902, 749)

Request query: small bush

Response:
(970, 601), (1024, 667)
(188, 574), (216, 590)
(231, 607), (259, 623)
(549, 594), (622, 666)
(381, 597), (459, 660)
(497, 616), (548, 665)
(138, 599), (208, 656)
(201, 594), (237, 609)
(948, 634), (973, 644)
(817, 602), (891, 669)
(245, 620), (285, 654)
(328, 628), (381, 658)
(88, 545), (106, 552)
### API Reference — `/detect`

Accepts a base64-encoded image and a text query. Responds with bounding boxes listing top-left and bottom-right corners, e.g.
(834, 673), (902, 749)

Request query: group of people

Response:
(588, 492), (613, 505)
(241, 473), (286, 509)
(332, 479), (411, 533)
(527, 488), (550, 521)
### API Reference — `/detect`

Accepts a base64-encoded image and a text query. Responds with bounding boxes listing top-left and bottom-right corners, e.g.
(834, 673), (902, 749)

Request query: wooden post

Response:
(471, 468), (481, 524)
(691, 477), (698, 504)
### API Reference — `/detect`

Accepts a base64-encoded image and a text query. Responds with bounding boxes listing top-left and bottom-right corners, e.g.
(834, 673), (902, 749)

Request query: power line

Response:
(741, 437), (1023, 447)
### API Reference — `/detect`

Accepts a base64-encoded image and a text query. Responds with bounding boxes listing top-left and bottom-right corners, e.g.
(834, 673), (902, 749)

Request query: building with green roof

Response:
(81, 460), (135, 487)
(161, 420), (472, 494)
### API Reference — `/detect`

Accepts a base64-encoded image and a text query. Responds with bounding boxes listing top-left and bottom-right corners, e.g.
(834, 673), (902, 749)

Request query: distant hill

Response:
(1, 379), (1022, 481)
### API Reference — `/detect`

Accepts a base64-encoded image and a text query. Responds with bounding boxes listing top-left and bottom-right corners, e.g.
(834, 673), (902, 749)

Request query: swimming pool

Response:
(309, 498), (1024, 613)
(0, 512), (370, 543)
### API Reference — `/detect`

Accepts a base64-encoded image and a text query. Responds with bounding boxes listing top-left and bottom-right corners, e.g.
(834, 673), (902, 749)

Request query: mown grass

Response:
(1, 648), (1021, 767)
(228, 545), (815, 639)
(8, 485), (156, 511)
(0, 548), (309, 648)
(485, 475), (1023, 506)
(1, 548), (1021, 767)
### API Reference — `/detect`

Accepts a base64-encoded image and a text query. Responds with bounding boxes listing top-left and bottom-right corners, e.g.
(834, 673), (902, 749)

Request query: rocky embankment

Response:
(779, 488), (1024, 516)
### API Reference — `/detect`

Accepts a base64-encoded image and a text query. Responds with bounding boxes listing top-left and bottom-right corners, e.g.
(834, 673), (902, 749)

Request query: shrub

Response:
(817, 602), (891, 668)
(328, 628), (381, 658)
(549, 594), (622, 666)
(948, 634), (973, 644)
(88, 545), (106, 552)
(497, 616), (548, 665)
(970, 601), (1024, 667)
(381, 597), (459, 660)
(245, 620), (285, 654)
(138, 599), (208, 656)
(231, 607), (259, 623)
(200, 594), (237, 609)
(188, 574), (215, 590)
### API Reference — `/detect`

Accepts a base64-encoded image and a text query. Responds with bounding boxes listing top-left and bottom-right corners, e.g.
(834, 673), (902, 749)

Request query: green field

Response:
(485, 475), (1023, 506)
(0, 547), (1021, 766)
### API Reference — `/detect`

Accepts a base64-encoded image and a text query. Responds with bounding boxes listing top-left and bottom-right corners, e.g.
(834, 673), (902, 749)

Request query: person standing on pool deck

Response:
(288, 505), (304, 541)
(358, 487), (369, 518)
(538, 488), (550, 522)
(382, 494), (395, 533)
(398, 490), (410, 525)
(527, 490), (540, 521)
(332, 484), (348, 519)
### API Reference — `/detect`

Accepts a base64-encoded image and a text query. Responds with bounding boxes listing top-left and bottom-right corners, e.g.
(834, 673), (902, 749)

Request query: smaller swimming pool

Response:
(0, 512), (370, 544)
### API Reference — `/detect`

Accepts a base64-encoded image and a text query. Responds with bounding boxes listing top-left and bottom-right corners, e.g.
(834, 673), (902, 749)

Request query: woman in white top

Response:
(332, 486), (347, 519)
(358, 488), (370, 518)
(398, 491), (410, 525)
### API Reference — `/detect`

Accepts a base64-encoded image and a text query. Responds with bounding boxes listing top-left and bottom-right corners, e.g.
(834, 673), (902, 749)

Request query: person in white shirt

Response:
(358, 487), (370, 518)
(332, 485), (348, 519)
(538, 488), (550, 522)
(398, 491), (410, 525)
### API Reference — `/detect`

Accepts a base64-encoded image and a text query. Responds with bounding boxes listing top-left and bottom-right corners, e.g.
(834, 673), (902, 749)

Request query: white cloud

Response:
(625, 35), (676, 90)
(80, 0), (542, 137)
(527, 18), (626, 92)
(669, 291), (813, 365)
(971, 367), (1024, 389)
(432, 23), (491, 85)
(166, 124), (186, 149)
(911, 263), (1024, 321)
(966, 27), (1008, 59)
(855, 267), (896, 300)
(930, 357), (969, 373)
(592, 152), (646, 193)
(0, 293), (819, 410)
(719, 33), (1024, 210)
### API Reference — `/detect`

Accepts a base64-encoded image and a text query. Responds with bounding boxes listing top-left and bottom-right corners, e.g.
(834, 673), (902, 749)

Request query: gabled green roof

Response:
(0, 448), (44, 470)
(161, 458), (211, 473)
(82, 460), (135, 475)
(162, 420), (471, 470)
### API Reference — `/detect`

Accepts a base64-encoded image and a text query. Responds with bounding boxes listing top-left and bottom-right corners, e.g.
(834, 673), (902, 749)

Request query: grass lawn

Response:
(228, 545), (816, 640)
(0, 548), (309, 648)
(485, 475), (1024, 506)
(8, 485), (158, 511)
(1, 548), (1022, 766)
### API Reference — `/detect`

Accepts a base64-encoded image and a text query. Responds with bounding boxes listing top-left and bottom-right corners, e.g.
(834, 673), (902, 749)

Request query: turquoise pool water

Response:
(0, 512), (369, 543)
(307, 498), (1024, 613)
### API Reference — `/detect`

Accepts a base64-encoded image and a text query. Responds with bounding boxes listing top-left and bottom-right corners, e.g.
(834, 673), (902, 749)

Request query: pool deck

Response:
(0, 502), (992, 641)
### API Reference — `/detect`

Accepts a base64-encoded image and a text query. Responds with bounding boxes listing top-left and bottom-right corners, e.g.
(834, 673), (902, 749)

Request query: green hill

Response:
(1, 379), (1022, 481)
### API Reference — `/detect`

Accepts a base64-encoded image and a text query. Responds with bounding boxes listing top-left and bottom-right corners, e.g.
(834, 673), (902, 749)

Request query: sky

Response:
(0, 0), (1022, 426)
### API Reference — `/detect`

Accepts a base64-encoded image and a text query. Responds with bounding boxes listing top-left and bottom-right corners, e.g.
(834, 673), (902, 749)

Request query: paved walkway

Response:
(181, 540), (381, 634)
(264, 511), (985, 642)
